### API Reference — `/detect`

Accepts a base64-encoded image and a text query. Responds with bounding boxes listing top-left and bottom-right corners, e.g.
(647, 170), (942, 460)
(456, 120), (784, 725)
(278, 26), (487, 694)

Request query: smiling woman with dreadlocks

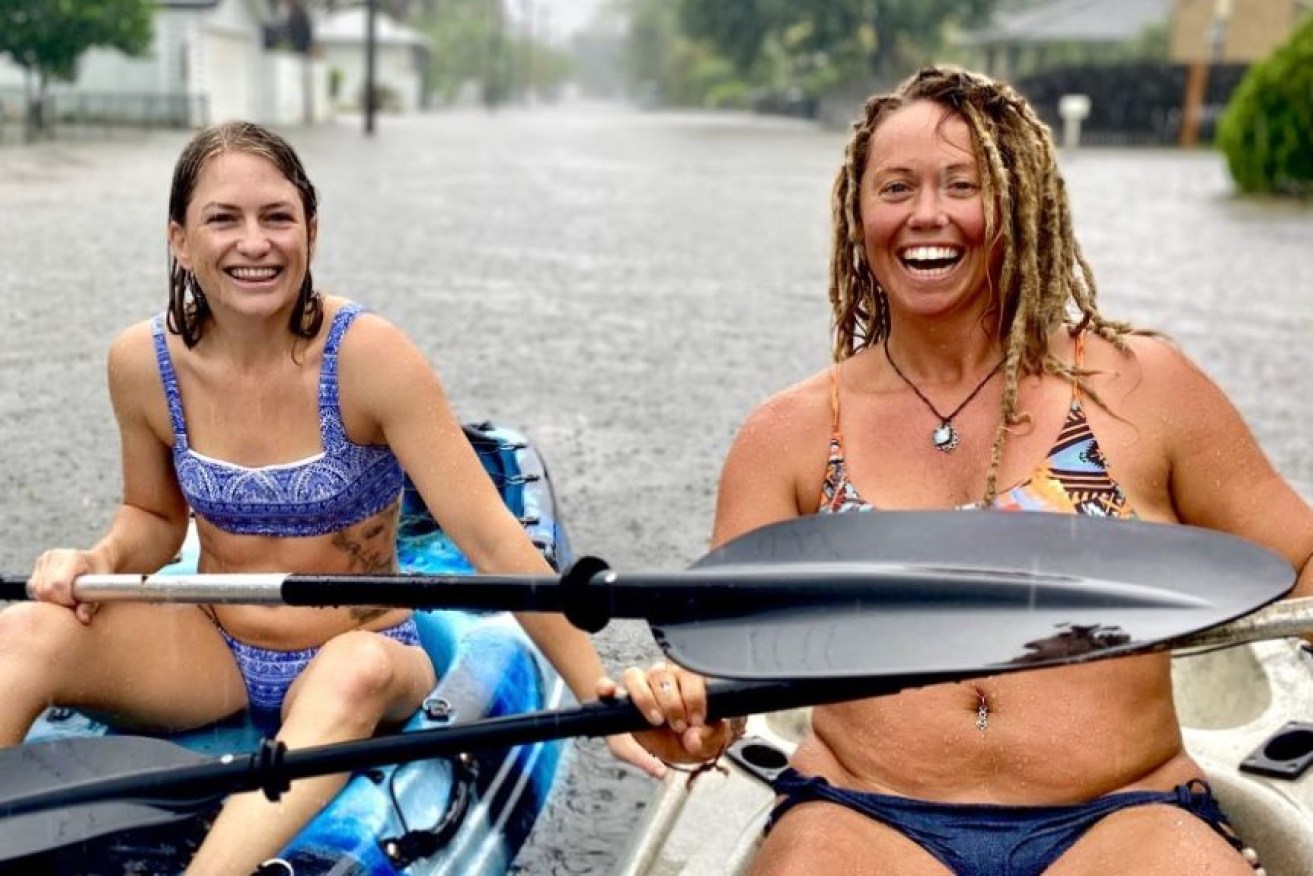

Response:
(618, 66), (1313, 875)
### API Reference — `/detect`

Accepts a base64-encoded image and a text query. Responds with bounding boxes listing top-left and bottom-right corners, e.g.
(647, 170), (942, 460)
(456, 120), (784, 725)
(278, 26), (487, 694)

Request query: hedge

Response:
(1217, 14), (1313, 196)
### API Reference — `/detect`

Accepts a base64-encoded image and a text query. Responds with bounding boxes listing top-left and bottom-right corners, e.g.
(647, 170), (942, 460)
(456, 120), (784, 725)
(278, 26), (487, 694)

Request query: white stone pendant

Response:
(932, 422), (959, 452)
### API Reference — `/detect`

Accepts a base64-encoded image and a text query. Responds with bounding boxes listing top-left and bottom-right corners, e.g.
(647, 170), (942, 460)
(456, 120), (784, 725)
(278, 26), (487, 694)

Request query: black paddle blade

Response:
(0, 737), (221, 862)
(0, 677), (925, 858)
(653, 511), (1295, 680)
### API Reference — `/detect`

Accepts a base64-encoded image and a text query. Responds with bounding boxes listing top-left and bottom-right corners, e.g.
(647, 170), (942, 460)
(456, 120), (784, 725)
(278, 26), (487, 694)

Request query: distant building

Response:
(952, 0), (1307, 145)
(316, 7), (432, 114)
(958, 0), (1306, 77)
(1170, 0), (1308, 63)
(0, 0), (331, 128)
(956, 0), (1174, 80)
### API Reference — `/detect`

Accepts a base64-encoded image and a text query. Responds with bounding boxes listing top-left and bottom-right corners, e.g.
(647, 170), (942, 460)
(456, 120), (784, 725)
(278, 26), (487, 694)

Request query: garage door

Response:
(201, 29), (256, 125)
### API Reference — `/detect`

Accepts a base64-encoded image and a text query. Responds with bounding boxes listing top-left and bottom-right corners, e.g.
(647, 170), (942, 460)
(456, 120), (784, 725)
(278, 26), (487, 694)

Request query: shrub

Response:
(1216, 14), (1313, 196)
(357, 81), (402, 113)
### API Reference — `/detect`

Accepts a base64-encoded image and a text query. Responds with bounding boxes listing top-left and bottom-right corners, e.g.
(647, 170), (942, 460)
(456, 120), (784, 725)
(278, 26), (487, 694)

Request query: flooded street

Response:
(1, 106), (1309, 874)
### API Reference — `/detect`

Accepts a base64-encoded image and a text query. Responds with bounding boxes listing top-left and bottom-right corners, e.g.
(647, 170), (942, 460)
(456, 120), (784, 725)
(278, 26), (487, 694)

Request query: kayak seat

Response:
(1181, 639), (1313, 876)
(1203, 766), (1313, 876)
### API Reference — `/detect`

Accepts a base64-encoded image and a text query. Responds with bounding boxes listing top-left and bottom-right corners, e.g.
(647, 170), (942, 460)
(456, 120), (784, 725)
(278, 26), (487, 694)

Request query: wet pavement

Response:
(0, 105), (1309, 873)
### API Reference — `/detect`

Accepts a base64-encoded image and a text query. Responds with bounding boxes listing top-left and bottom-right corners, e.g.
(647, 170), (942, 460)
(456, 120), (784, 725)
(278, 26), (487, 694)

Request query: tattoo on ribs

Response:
(332, 528), (396, 624)
(332, 528), (394, 572)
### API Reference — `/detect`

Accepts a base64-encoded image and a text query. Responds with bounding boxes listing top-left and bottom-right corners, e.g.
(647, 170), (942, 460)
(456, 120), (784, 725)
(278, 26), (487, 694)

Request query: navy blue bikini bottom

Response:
(768, 768), (1243, 875)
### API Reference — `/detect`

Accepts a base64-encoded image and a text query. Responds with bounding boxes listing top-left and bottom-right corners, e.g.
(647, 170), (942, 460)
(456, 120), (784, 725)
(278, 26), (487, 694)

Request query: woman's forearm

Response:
(512, 611), (609, 702)
(88, 504), (188, 574)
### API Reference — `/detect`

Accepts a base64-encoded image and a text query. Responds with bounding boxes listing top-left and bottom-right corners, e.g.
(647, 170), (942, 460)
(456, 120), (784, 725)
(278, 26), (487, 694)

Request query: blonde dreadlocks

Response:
(829, 65), (1135, 502)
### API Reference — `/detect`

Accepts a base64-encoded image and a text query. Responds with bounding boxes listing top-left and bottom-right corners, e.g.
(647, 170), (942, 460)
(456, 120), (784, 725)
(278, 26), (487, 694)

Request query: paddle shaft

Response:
(0, 674), (944, 820)
(2, 572), (1306, 642)
(0, 563), (1216, 633)
(1168, 596), (1313, 651)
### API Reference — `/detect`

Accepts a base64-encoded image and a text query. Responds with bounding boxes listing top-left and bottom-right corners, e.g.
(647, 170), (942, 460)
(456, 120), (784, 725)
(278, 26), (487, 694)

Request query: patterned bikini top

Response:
(151, 303), (405, 537)
(818, 341), (1137, 518)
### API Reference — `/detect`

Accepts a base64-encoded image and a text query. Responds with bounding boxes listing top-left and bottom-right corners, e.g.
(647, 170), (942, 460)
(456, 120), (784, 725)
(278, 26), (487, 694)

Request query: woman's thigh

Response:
(2, 600), (245, 730)
(750, 799), (952, 876)
(1047, 802), (1253, 876)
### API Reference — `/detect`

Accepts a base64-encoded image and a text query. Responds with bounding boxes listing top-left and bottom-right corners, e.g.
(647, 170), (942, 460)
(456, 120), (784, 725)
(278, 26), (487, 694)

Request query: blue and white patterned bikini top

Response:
(151, 303), (405, 537)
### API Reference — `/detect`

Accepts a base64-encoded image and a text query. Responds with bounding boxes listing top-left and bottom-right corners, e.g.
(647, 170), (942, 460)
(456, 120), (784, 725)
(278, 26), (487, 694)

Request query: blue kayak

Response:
(17, 422), (572, 875)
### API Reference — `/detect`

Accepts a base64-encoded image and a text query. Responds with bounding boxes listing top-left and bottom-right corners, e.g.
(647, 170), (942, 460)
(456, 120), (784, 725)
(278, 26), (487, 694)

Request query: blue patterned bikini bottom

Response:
(218, 619), (422, 733)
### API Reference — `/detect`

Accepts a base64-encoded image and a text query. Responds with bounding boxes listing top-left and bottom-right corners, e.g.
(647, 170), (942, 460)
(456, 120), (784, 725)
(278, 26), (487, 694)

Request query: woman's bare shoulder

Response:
(333, 301), (415, 357)
(101, 319), (174, 425)
(723, 368), (835, 485)
(1080, 330), (1212, 403)
(106, 319), (163, 383)
(713, 367), (836, 544)
(734, 368), (834, 450)
(1079, 329), (1260, 474)
(108, 317), (156, 350)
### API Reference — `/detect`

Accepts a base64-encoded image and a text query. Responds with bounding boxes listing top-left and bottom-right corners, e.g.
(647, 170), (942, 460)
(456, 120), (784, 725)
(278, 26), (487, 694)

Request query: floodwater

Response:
(0, 105), (1309, 874)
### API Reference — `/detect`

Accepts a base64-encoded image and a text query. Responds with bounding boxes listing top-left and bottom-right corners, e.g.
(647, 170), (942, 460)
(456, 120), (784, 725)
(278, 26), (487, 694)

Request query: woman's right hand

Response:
(28, 549), (103, 624)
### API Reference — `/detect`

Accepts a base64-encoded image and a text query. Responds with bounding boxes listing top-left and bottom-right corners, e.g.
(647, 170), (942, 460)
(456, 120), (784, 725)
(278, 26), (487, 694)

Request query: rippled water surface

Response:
(1, 106), (1309, 874)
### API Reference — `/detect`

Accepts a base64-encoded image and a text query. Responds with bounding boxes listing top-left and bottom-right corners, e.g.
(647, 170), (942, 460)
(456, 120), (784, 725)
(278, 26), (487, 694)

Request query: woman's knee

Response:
(299, 631), (412, 711)
(0, 602), (83, 665)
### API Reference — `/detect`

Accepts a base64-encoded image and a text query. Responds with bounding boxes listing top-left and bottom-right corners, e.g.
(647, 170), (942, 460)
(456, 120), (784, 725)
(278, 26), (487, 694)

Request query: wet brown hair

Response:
(829, 65), (1135, 501)
(166, 121), (323, 348)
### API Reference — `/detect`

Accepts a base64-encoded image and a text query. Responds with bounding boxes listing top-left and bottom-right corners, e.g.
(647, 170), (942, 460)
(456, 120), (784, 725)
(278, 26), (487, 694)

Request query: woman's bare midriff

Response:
(792, 652), (1200, 805)
(192, 504), (412, 650)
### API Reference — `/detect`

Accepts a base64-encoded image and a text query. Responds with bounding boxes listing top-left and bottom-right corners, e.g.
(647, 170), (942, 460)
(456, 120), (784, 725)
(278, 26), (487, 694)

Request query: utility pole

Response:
(365, 0), (379, 135)
(1180, 0), (1232, 147)
(521, 0), (535, 106)
(286, 0), (315, 126)
(485, 0), (504, 109)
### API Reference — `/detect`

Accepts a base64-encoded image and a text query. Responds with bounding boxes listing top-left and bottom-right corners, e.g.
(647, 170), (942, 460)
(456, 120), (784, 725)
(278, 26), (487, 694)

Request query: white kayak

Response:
(616, 637), (1313, 876)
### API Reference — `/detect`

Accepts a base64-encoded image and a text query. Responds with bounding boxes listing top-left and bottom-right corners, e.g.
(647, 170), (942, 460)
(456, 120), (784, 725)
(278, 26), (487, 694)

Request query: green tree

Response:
(625, 0), (679, 102)
(676, 0), (999, 102)
(415, 0), (572, 107)
(1217, 13), (1313, 197)
(579, 0), (746, 108)
(678, 0), (778, 75)
(410, 0), (500, 105)
(591, 0), (1005, 110)
(0, 0), (153, 139)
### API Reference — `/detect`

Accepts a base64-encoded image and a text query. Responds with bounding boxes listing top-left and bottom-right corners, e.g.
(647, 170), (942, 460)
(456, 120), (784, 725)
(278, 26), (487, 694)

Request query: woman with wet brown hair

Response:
(1, 120), (664, 876)
(622, 66), (1312, 874)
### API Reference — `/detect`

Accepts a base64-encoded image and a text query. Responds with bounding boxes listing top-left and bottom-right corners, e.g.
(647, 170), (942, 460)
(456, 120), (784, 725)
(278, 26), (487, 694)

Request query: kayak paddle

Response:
(2, 585), (1309, 861)
(0, 512), (1295, 679)
(0, 511), (1302, 858)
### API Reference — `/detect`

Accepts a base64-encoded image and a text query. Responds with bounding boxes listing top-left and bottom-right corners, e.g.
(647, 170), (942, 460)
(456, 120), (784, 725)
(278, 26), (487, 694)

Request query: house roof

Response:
(958, 0), (1173, 46)
(160, 0), (274, 24)
(316, 7), (430, 48)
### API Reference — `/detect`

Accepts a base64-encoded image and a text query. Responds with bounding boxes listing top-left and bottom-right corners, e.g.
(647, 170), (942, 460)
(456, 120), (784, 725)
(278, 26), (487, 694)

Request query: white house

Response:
(0, 0), (331, 128)
(316, 7), (431, 113)
(0, 58), (22, 90)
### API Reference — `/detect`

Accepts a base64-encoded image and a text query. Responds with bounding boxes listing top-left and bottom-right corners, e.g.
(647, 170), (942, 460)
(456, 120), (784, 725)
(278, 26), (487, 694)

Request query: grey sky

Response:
(510, 0), (604, 40)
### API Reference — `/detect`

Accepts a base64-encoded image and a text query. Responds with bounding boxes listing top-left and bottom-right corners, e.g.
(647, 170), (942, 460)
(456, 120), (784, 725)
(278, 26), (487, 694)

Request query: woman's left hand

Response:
(596, 664), (739, 776)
